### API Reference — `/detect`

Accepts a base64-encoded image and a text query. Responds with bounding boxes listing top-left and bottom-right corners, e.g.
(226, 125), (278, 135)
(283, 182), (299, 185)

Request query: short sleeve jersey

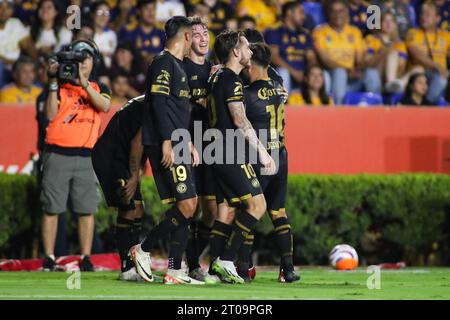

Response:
(142, 50), (191, 146)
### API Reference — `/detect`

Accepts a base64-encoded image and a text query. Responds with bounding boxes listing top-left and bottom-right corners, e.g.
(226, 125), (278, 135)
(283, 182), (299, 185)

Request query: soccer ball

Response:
(329, 244), (359, 270)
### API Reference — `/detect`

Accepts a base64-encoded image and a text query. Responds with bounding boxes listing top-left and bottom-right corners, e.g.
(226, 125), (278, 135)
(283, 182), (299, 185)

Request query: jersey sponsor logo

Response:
(179, 90), (191, 98)
(156, 70), (170, 84)
(192, 88), (206, 97)
(251, 178), (260, 188)
(257, 87), (278, 100)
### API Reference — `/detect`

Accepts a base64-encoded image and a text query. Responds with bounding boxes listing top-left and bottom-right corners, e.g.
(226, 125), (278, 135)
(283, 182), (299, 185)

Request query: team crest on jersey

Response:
(156, 70), (170, 84)
(251, 179), (260, 188)
(299, 35), (306, 44)
(176, 183), (187, 194)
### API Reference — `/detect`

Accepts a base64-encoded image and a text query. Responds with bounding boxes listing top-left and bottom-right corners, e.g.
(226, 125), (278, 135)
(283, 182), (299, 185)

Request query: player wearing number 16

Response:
(130, 16), (203, 285)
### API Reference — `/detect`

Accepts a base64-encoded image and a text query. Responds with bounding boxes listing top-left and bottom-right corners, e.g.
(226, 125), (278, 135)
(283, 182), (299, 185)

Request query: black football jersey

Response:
(244, 79), (285, 150)
(207, 67), (244, 133)
(115, 95), (145, 144)
(142, 50), (191, 146)
(183, 57), (212, 128)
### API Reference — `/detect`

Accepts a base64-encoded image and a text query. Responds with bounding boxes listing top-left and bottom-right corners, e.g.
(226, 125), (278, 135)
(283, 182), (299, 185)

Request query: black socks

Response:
(221, 211), (258, 262)
(141, 206), (188, 252)
(273, 217), (294, 272)
(115, 217), (134, 272)
(209, 220), (232, 260)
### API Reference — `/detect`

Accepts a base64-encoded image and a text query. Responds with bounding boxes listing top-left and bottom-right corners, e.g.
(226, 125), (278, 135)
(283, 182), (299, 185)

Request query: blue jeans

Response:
(425, 70), (447, 103)
(324, 68), (382, 104)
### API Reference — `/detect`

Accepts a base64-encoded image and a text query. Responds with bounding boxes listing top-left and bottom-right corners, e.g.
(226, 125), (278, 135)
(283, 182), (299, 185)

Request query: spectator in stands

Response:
(0, 56), (41, 103)
(204, 0), (235, 35)
(30, 0), (72, 57)
(364, 11), (416, 93)
(14, 0), (38, 25)
(110, 0), (138, 32)
(41, 39), (111, 272)
(190, 2), (216, 51)
(398, 72), (434, 106)
(110, 42), (145, 96)
(91, 1), (117, 68)
(313, 0), (378, 105)
(435, 0), (450, 31)
(155, 0), (186, 25)
(0, 0), (37, 88)
(291, 65), (333, 106)
(373, 0), (413, 39)
(118, 0), (165, 65)
(406, 2), (450, 103)
(110, 69), (130, 105)
(265, 1), (316, 94)
(237, 0), (278, 31)
(349, 0), (369, 34)
(237, 15), (256, 31)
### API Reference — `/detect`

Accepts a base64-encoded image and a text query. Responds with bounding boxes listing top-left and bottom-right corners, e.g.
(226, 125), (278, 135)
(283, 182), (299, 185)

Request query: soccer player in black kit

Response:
(182, 17), (217, 282)
(242, 43), (300, 283)
(208, 30), (276, 284)
(129, 16), (203, 285)
(92, 95), (146, 282)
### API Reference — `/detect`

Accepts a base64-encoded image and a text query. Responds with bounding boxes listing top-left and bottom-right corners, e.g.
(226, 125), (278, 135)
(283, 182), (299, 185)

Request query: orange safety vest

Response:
(45, 82), (102, 149)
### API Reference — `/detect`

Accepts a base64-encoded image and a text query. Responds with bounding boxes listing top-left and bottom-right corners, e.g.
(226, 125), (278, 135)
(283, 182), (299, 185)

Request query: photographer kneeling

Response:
(41, 40), (111, 271)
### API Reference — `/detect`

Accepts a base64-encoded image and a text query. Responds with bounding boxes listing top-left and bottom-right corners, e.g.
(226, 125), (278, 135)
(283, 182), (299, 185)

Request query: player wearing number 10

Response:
(207, 30), (276, 284)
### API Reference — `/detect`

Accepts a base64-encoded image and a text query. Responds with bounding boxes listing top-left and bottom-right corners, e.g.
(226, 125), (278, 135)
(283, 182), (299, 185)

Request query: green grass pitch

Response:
(1, 267), (449, 300)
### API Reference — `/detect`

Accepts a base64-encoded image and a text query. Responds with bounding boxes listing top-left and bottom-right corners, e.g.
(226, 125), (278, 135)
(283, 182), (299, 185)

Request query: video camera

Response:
(52, 40), (100, 83)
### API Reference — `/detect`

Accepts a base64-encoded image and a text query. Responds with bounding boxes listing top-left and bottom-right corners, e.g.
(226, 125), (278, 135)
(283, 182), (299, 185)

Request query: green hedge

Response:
(1, 173), (449, 265)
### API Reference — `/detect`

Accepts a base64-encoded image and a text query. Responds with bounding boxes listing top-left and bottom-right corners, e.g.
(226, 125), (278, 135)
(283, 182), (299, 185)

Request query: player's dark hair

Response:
(282, 1), (301, 20)
(165, 16), (192, 41)
(300, 65), (330, 105)
(242, 28), (264, 44)
(238, 15), (256, 29)
(214, 30), (244, 64)
(250, 43), (271, 68)
(137, 0), (155, 9)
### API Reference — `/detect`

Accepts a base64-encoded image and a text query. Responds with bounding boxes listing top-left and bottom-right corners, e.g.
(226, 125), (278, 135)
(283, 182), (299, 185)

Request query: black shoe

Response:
(278, 268), (300, 283)
(43, 256), (56, 271)
(237, 262), (252, 283)
(79, 256), (94, 272)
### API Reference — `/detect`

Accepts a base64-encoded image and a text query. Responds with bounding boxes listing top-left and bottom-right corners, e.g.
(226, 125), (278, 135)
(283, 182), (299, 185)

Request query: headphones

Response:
(67, 39), (101, 68)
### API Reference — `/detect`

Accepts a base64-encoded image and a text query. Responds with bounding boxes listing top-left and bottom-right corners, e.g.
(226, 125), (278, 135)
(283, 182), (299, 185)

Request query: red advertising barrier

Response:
(1, 104), (450, 174)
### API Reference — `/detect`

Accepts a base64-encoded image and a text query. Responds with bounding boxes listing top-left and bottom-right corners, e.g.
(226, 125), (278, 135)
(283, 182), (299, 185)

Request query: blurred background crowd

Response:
(1, 0), (450, 107)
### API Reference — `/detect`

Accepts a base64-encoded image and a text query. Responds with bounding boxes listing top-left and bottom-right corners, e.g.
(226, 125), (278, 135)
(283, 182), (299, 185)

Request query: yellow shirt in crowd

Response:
(237, 0), (278, 31)
(405, 28), (450, 70)
(312, 24), (365, 70)
(0, 84), (41, 104)
(288, 92), (334, 106)
(365, 34), (408, 60)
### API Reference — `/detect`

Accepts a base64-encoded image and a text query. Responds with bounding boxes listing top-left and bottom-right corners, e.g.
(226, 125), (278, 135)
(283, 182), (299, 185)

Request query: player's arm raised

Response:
(124, 128), (144, 201)
(228, 101), (276, 175)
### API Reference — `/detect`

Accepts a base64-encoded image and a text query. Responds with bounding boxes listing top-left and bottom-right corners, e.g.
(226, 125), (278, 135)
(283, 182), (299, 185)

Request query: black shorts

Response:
(194, 163), (216, 200)
(92, 129), (143, 212)
(255, 147), (288, 216)
(145, 146), (197, 204)
(213, 162), (263, 206)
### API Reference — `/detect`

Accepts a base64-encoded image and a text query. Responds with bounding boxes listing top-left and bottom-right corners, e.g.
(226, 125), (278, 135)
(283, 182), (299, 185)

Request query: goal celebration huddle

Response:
(92, 15), (299, 285)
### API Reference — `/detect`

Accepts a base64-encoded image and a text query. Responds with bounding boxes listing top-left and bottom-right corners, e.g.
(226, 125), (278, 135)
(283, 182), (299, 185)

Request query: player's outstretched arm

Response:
(228, 101), (275, 174)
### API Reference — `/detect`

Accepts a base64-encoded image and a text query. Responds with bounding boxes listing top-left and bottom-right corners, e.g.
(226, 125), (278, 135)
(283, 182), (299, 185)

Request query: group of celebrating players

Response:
(92, 15), (300, 285)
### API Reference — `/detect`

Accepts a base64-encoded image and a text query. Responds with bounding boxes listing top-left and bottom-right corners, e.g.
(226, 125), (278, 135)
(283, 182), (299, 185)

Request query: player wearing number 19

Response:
(208, 30), (276, 284)
(242, 43), (300, 283)
(130, 16), (203, 285)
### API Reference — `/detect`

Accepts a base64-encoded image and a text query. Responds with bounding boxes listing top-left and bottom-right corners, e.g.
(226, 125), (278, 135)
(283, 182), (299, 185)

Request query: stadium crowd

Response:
(0, 0), (450, 106)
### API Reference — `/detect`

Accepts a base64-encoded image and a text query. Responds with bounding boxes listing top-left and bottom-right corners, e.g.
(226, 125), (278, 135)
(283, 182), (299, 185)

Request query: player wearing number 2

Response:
(241, 42), (300, 283)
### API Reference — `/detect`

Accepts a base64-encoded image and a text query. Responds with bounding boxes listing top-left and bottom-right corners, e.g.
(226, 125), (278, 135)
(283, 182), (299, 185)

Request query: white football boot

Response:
(163, 268), (205, 285)
(119, 267), (144, 282)
(129, 244), (153, 282)
(211, 257), (245, 284)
